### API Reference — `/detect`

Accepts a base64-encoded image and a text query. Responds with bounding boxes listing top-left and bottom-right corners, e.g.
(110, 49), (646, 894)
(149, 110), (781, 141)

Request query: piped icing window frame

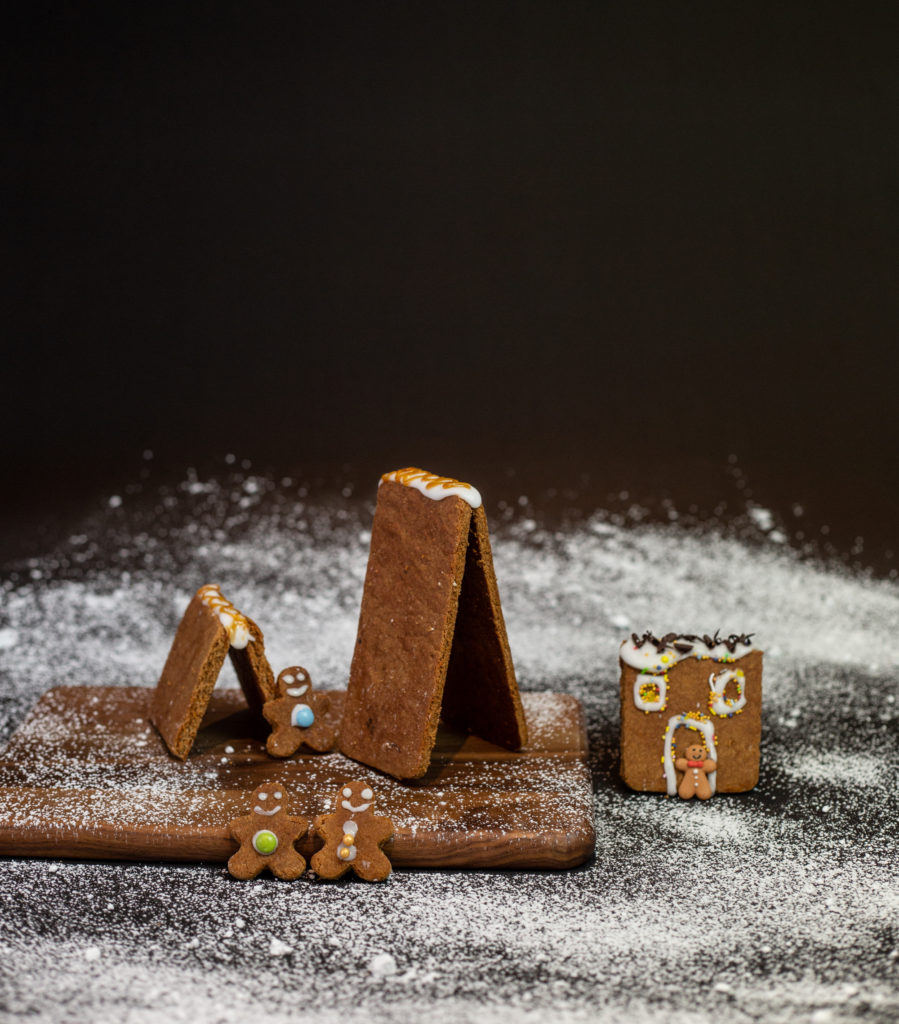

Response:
(379, 467), (482, 509)
(708, 668), (747, 717)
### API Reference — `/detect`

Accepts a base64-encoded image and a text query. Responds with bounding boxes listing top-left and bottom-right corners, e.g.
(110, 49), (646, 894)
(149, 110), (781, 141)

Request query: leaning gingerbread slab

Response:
(151, 584), (275, 759)
(340, 468), (527, 779)
(619, 632), (762, 797)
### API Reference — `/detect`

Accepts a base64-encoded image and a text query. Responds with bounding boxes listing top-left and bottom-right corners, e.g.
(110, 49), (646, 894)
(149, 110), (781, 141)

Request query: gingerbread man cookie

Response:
(262, 666), (336, 758)
(674, 740), (717, 800)
(228, 784), (309, 879)
(311, 781), (394, 882)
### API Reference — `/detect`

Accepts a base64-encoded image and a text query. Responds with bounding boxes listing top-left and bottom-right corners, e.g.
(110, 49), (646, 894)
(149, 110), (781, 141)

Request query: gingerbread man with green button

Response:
(228, 784), (309, 879)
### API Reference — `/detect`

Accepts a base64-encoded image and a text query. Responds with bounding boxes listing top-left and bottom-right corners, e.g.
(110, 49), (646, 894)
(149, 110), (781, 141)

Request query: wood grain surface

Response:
(0, 687), (594, 869)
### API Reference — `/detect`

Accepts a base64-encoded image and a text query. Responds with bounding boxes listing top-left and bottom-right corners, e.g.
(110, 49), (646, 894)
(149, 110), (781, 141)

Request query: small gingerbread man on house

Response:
(310, 781), (394, 882)
(228, 784), (309, 879)
(675, 738), (717, 800)
(262, 666), (336, 758)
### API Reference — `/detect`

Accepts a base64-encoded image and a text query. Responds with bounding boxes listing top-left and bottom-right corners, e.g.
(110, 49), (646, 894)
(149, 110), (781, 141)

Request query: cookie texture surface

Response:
(263, 665), (336, 757)
(310, 781), (393, 882)
(619, 632), (762, 795)
(151, 584), (275, 759)
(340, 471), (525, 779)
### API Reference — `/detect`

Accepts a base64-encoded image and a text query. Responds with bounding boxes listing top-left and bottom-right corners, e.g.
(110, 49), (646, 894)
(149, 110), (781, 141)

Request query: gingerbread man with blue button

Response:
(227, 784), (309, 880)
(263, 666), (337, 758)
(311, 781), (394, 882)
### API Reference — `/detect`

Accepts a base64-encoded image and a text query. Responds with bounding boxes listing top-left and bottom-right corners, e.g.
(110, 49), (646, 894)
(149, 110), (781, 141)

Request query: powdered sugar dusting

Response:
(1, 471), (897, 1023)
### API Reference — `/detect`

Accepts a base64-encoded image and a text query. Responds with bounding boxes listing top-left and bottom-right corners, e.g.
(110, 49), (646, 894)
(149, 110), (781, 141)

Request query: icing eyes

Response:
(282, 673), (295, 684)
(274, 791), (282, 800)
(258, 792), (267, 800)
(342, 787), (352, 797)
(361, 788), (373, 800)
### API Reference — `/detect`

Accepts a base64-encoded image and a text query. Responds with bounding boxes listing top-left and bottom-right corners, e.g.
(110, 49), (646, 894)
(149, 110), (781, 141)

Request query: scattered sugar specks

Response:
(0, 472), (897, 1024)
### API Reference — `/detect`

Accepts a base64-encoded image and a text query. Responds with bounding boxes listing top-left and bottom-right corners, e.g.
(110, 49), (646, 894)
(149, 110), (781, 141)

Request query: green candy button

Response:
(252, 830), (278, 855)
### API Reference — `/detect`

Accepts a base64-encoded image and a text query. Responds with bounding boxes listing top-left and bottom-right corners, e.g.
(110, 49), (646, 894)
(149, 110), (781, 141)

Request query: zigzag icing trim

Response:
(197, 584), (254, 649)
(379, 467), (482, 508)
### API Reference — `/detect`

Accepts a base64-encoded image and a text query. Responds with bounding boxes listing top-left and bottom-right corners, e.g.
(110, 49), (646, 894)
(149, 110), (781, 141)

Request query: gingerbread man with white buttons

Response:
(311, 781), (394, 881)
(675, 739), (717, 800)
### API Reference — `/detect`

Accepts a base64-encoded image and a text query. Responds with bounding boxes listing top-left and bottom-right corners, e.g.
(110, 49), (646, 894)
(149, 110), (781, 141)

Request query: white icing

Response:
(361, 788), (373, 801)
(281, 674), (295, 684)
(663, 716), (718, 797)
(708, 669), (747, 717)
(337, 819), (359, 862)
(196, 584), (254, 649)
(342, 787), (352, 797)
(379, 468), (482, 509)
(633, 675), (667, 712)
(341, 799), (371, 813)
(254, 804), (282, 816)
(286, 684), (309, 697)
(620, 636), (754, 673)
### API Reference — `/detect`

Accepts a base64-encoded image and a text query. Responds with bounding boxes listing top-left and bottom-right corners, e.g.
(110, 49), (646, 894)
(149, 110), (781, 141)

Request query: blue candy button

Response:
(291, 704), (315, 728)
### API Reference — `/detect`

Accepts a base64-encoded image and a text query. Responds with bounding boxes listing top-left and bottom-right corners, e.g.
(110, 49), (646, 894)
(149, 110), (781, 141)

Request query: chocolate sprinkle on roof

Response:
(629, 630), (755, 654)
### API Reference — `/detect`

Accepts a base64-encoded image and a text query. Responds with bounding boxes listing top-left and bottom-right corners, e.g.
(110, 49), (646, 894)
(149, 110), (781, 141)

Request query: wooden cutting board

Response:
(0, 687), (594, 870)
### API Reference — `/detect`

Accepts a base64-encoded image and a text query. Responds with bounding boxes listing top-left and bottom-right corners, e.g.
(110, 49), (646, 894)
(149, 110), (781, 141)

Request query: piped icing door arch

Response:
(663, 715), (717, 797)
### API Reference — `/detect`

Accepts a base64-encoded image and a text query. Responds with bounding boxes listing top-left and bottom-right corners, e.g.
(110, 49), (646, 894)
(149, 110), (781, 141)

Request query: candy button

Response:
(343, 833), (355, 846)
(291, 704), (315, 728)
(253, 830), (278, 855)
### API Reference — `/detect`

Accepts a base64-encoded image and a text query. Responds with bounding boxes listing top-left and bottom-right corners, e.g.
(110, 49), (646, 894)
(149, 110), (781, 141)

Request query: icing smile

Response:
(254, 804), (282, 816)
(341, 800), (371, 813)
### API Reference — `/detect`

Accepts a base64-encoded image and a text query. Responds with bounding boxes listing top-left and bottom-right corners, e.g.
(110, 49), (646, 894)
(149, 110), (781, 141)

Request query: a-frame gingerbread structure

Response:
(151, 584), (275, 759)
(340, 468), (528, 778)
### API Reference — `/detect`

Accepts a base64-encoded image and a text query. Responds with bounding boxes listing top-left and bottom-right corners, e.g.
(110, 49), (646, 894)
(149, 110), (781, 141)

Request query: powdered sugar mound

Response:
(783, 750), (892, 789)
(0, 471), (897, 1023)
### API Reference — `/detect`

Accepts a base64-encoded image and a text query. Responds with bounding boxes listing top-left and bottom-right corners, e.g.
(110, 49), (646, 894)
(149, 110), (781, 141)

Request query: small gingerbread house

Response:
(619, 632), (761, 796)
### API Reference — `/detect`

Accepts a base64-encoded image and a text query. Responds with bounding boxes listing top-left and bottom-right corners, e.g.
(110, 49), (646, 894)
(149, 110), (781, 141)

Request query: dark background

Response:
(3, 3), (898, 570)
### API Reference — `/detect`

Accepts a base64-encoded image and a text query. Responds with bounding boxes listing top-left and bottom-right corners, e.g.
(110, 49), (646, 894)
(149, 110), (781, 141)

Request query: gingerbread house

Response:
(619, 632), (761, 796)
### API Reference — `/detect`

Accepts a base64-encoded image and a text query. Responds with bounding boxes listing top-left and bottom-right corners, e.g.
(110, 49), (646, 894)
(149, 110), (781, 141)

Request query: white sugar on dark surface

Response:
(1, 472), (898, 1023)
